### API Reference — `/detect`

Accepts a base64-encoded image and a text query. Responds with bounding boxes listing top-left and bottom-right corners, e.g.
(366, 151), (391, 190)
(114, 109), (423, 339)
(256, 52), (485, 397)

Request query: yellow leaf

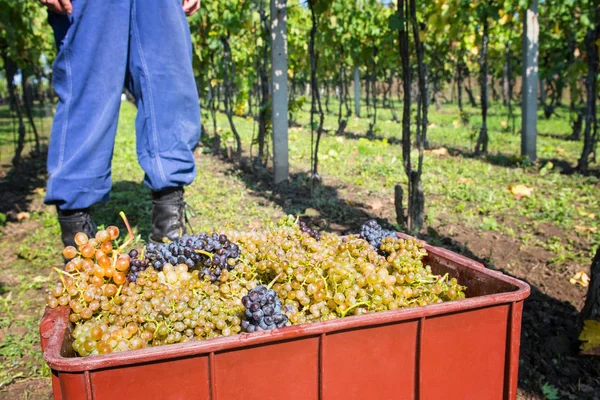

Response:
(368, 199), (384, 211)
(499, 15), (509, 25)
(330, 16), (337, 27)
(556, 146), (565, 154)
(470, 46), (479, 56)
(457, 177), (473, 184)
(452, 119), (461, 128)
(425, 147), (449, 156)
(580, 320), (600, 354)
(575, 225), (598, 233)
(419, 30), (426, 42)
(508, 184), (534, 200)
(304, 208), (320, 217)
(569, 271), (590, 287)
(500, 120), (508, 128)
(596, 39), (600, 47)
(553, 23), (560, 34)
(17, 212), (30, 221)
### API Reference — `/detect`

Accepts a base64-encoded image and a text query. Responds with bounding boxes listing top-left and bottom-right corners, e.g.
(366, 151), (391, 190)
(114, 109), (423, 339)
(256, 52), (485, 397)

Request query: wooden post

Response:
(271, 0), (289, 183)
(521, 0), (539, 161)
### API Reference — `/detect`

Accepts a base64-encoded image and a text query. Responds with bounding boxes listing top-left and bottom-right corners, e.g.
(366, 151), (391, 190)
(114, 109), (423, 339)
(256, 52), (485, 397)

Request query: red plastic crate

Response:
(40, 238), (530, 400)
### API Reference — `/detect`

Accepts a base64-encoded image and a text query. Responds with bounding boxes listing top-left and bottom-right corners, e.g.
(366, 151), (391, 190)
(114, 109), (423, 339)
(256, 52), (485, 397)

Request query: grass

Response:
(209, 98), (600, 269)
(0, 96), (598, 398)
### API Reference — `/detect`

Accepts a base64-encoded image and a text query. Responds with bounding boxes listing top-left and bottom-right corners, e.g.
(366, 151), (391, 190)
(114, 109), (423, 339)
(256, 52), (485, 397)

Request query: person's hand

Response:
(39, 0), (73, 15)
(182, 0), (200, 16)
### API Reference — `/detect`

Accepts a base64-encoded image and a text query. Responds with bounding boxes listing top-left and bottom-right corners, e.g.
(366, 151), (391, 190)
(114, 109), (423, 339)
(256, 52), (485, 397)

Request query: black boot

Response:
(57, 208), (97, 248)
(150, 187), (187, 243)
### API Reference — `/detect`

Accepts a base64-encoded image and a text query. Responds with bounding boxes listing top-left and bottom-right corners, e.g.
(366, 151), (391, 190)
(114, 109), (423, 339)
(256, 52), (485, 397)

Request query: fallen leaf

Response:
(500, 120), (508, 128)
(16, 211), (30, 221)
(428, 123), (437, 129)
(368, 200), (384, 211)
(452, 119), (461, 128)
(457, 177), (473, 184)
(508, 184), (534, 200)
(336, 137), (344, 143)
(375, 155), (383, 162)
(345, 199), (356, 207)
(569, 271), (590, 287)
(304, 208), (320, 217)
(575, 225), (598, 233)
(580, 320), (600, 354)
(426, 147), (449, 156)
(556, 146), (565, 154)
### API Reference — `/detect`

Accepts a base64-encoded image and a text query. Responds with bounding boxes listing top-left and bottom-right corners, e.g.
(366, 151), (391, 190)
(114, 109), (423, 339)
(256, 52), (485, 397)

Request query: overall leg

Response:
(127, 0), (201, 191)
(127, 0), (200, 241)
(45, 0), (131, 211)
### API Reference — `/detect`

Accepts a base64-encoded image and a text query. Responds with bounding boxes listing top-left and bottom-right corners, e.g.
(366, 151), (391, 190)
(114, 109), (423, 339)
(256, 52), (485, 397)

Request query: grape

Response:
(358, 220), (397, 252)
(298, 220), (320, 241)
(48, 215), (467, 358)
(69, 264), (251, 356)
(144, 233), (240, 281)
(106, 226), (120, 240)
(241, 285), (288, 332)
(63, 246), (77, 260)
(74, 232), (89, 247)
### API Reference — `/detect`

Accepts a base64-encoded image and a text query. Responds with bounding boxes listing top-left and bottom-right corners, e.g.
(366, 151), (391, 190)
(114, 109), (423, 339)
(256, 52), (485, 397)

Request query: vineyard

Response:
(1, 0), (600, 399)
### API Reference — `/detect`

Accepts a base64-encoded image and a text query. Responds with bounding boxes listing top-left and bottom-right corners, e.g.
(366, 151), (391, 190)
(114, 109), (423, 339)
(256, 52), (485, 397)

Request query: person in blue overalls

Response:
(38, 0), (201, 246)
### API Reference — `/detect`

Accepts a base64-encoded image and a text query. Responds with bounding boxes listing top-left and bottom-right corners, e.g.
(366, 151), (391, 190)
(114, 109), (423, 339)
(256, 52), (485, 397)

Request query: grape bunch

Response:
(46, 214), (467, 358)
(126, 249), (150, 283)
(241, 286), (288, 332)
(70, 263), (254, 356)
(229, 217), (467, 326)
(145, 233), (240, 281)
(298, 220), (320, 241)
(359, 220), (397, 251)
(46, 225), (134, 323)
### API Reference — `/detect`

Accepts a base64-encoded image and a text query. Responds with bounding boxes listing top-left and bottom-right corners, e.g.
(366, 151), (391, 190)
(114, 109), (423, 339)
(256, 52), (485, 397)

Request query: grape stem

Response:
(267, 273), (283, 289)
(194, 249), (214, 259)
(118, 211), (135, 251)
(340, 301), (369, 318)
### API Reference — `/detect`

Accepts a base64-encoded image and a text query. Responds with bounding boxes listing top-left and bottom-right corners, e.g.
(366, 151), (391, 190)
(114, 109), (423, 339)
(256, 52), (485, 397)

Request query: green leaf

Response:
(541, 383), (560, 400)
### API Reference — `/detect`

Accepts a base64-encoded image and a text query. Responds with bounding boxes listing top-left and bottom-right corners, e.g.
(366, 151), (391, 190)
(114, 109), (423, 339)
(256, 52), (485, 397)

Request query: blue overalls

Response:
(45, 0), (201, 210)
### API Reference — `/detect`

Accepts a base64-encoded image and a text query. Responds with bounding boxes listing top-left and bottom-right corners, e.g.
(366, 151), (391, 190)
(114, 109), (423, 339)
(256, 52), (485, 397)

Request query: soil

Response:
(0, 149), (598, 399)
